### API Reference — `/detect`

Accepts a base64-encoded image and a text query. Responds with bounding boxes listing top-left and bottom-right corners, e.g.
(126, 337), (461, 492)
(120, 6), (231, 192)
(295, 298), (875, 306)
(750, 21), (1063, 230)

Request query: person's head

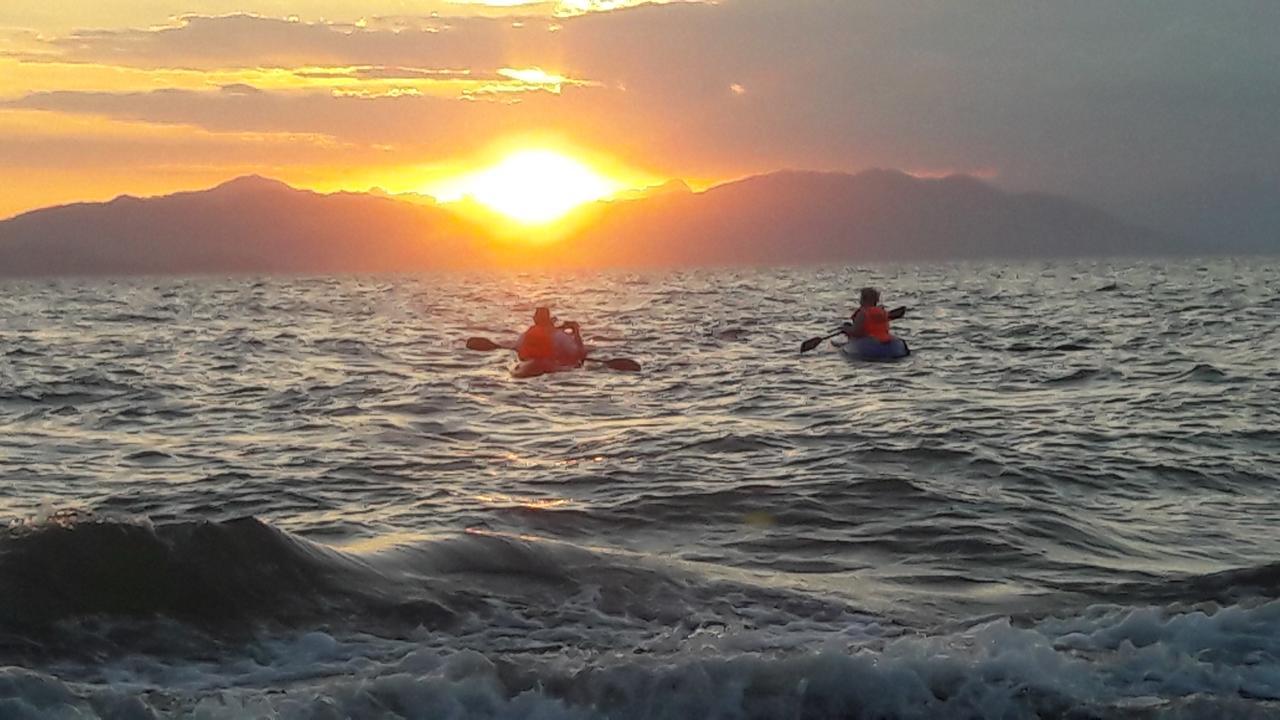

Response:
(859, 287), (880, 307)
(533, 307), (553, 327)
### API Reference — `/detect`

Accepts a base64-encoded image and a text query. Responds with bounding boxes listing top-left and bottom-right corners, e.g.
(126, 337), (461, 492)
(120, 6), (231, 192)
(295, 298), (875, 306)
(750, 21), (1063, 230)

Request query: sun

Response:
(435, 149), (622, 224)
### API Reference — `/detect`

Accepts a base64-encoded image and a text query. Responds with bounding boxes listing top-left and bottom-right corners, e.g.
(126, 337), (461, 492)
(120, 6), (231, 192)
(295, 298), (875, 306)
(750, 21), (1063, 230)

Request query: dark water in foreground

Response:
(1, 258), (1278, 718)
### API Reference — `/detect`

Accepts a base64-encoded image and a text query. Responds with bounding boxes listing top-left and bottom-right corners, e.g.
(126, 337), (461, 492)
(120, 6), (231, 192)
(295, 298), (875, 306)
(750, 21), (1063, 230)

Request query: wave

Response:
(6, 597), (1280, 719)
(0, 517), (459, 656)
(14, 508), (1274, 661)
(1177, 363), (1232, 382)
(5, 516), (1280, 717)
(0, 516), (880, 663)
(1103, 561), (1280, 607)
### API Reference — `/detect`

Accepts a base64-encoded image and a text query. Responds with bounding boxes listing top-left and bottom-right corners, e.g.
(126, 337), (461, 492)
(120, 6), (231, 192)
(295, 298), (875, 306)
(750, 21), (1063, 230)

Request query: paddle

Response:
(799, 328), (847, 353)
(799, 306), (908, 353)
(465, 337), (513, 352)
(465, 336), (641, 372)
(585, 357), (642, 372)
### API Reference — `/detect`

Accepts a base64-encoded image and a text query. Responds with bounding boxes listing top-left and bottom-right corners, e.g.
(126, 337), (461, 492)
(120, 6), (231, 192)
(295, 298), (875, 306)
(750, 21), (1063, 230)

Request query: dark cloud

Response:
(293, 66), (475, 80)
(219, 83), (264, 95)
(42, 13), (561, 70)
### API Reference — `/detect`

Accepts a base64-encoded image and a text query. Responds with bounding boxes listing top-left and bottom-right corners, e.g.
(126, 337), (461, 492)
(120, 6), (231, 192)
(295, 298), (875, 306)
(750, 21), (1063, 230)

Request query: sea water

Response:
(1, 258), (1278, 718)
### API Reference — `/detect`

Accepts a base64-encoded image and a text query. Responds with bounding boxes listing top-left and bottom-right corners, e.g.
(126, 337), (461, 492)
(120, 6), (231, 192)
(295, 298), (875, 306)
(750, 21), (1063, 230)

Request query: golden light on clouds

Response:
(497, 68), (568, 85)
(454, 0), (697, 16)
(495, 67), (591, 94)
(0, 57), (592, 102)
(0, 0), (720, 220)
(430, 149), (623, 224)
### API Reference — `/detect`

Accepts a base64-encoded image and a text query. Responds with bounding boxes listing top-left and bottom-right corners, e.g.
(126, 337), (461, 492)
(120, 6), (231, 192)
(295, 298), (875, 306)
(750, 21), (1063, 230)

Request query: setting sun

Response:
(433, 149), (623, 224)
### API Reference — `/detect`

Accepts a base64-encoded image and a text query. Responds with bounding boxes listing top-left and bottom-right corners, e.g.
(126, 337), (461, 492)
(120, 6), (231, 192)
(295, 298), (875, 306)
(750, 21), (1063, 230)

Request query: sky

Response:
(2, 0), (1278, 236)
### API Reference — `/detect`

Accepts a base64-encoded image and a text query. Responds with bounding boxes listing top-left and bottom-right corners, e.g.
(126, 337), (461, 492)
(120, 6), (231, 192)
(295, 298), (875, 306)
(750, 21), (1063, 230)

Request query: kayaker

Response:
(843, 287), (901, 343)
(516, 307), (586, 364)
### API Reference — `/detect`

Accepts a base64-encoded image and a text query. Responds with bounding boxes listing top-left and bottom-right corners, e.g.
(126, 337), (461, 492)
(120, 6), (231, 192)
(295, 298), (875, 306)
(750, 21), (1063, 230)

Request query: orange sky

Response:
(0, 1), (734, 220)
(2, 1), (1276, 228)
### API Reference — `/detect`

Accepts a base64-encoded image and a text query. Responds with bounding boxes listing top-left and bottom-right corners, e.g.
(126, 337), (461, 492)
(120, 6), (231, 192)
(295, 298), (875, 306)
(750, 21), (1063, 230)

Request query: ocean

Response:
(1, 257), (1278, 718)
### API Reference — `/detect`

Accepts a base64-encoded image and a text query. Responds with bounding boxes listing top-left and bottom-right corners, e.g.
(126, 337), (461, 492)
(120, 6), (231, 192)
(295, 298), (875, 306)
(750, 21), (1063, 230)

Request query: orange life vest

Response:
(861, 306), (892, 342)
(518, 325), (555, 360)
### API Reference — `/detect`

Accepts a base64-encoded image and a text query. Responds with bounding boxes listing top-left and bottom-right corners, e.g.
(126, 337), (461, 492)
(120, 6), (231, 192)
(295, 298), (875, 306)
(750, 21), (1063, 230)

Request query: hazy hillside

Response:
(0, 176), (489, 277)
(0, 170), (1175, 277)
(546, 170), (1169, 267)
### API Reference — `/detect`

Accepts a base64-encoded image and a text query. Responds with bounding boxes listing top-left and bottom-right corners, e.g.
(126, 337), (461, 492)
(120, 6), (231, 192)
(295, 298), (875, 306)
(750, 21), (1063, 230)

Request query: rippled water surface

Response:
(2, 258), (1278, 718)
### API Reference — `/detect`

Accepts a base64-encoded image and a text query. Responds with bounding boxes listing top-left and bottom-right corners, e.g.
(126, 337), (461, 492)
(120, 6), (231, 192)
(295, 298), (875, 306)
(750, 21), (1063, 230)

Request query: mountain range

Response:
(0, 169), (1184, 277)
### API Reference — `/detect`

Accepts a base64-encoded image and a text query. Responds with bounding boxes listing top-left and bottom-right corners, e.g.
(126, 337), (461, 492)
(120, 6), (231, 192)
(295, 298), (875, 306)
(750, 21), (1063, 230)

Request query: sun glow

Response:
(433, 149), (623, 224)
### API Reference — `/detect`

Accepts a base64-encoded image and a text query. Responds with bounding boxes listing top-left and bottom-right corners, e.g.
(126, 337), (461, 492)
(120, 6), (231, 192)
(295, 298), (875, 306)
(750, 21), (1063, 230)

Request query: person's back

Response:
(517, 307), (557, 361)
(845, 287), (894, 343)
(517, 307), (586, 364)
(860, 305), (893, 342)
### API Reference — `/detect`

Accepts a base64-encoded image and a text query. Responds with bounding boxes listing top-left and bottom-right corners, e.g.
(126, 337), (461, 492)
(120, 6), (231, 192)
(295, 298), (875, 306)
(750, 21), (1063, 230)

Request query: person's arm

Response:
(843, 310), (867, 338)
(559, 321), (586, 354)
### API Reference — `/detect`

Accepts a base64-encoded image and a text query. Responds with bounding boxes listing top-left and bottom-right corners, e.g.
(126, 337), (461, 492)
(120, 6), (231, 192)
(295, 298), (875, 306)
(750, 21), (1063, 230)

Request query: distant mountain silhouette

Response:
(612, 178), (694, 201)
(0, 176), (488, 276)
(0, 169), (1174, 277)
(545, 170), (1169, 267)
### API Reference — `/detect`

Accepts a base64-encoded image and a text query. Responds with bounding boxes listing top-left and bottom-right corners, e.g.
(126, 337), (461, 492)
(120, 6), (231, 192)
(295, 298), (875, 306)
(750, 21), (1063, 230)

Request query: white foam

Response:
(7, 599), (1280, 718)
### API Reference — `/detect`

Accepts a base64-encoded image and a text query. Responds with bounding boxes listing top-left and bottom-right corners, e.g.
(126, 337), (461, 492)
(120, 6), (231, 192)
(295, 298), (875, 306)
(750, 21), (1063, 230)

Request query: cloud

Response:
(491, 66), (599, 93)
(0, 0), (710, 33)
(220, 83), (265, 96)
(31, 13), (560, 71)
(453, 0), (707, 17)
(0, 55), (601, 104)
(3, 83), (636, 161)
(295, 66), (473, 80)
(0, 25), (51, 57)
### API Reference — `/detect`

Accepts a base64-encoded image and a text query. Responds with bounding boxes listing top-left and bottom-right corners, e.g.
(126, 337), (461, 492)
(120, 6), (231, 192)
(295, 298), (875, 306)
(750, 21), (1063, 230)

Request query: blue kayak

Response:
(836, 336), (910, 361)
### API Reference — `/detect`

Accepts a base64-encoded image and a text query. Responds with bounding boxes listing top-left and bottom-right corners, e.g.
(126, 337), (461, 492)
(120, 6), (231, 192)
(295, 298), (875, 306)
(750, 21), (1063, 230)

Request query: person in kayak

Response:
(843, 287), (902, 343)
(517, 307), (586, 365)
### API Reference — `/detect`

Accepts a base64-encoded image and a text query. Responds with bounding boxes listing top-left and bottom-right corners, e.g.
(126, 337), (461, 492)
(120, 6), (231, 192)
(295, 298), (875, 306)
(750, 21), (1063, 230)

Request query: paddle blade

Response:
(465, 337), (502, 351)
(601, 358), (642, 372)
(799, 336), (825, 353)
(888, 306), (908, 320)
